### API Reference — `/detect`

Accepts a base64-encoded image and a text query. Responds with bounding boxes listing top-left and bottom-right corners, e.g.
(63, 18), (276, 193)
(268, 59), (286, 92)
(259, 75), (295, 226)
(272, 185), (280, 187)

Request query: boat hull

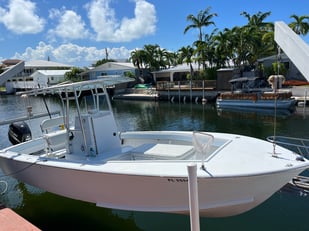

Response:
(0, 154), (306, 217)
(216, 98), (296, 112)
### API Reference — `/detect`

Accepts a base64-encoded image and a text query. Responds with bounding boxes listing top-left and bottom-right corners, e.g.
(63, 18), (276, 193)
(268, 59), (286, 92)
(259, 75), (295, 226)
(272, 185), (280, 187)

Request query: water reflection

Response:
(112, 100), (219, 132)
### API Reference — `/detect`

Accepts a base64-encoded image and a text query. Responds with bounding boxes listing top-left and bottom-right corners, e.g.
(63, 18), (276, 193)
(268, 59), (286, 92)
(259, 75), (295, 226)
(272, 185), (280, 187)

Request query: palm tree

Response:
(289, 14), (309, 35)
(261, 23), (276, 57)
(165, 51), (180, 67)
(193, 28), (218, 70)
(240, 11), (272, 30)
(178, 46), (194, 65)
(213, 28), (235, 67)
(65, 67), (84, 82)
(143, 44), (170, 71)
(178, 46), (195, 80)
(239, 11), (274, 69)
(184, 7), (217, 42)
(130, 49), (146, 78)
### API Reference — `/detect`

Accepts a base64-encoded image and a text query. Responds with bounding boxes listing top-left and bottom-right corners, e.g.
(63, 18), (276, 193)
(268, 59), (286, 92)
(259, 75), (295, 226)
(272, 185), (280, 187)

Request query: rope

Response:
(272, 94), (277, 156)
(0, 180), (8, 194)
(0, 159), (40, 178)
(272, 45), (281, 156)
(0, 157), (44, 195)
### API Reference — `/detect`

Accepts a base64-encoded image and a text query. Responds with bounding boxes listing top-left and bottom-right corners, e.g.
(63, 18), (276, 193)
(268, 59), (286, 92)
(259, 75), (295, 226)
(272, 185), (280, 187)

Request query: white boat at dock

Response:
(0, 78), (308, 218)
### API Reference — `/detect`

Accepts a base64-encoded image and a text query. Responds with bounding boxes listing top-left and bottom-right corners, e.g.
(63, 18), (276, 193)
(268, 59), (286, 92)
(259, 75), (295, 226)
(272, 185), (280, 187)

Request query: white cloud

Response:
(13, 41), (132, 66)
(52, 44), (132, 65)
(87, 0), (157, 42)
(115, 0), (157, 41)
(0, 0), (45, 34)
(48, 9), (90, 41)
(14, 41), (53, 60)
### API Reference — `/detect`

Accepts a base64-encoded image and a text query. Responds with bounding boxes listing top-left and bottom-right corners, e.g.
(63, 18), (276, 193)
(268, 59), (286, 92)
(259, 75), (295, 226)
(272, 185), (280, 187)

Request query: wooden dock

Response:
(0, 205), (41, 231)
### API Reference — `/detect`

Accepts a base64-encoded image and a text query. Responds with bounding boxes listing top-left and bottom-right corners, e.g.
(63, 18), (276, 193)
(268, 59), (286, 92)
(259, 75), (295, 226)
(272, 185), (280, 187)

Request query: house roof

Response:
(113, 62), (135, 68)
(2, 59), (23, 66)
(25, 60), (72, 68)
(93, 62), (135, 71)
(32, 70), (71, 76)
(152, 63), (200, 74)
(257, 53), (289, 62)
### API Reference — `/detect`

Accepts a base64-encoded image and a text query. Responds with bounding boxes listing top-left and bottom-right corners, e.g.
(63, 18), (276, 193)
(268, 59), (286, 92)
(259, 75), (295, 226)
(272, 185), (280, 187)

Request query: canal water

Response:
(1, 94), (309, 230)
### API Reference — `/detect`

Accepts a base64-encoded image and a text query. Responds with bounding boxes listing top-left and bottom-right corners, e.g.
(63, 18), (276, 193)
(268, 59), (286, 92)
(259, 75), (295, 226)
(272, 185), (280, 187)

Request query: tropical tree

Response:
(141, 44), (163, 71)
(289, 14), (309, 35)
(240, 11), (272, 30)
(237, 11), (274, 70)
(178, 45), (195, 80)
(184, 6), (217, 42)
(165, 51), (180, 67)
(130, 44), (178, 72)
(65, 67), (84, 82)
(130, 49), (145, 69)
(193, 28), (218, 70)
(261, 23), (276, 56)
(193, 40), (207, 70)
(202, 29), (218, 67)
(213, 28), (235, 68)
(94, 58), (115, 67)
(129, 49), (147, 80)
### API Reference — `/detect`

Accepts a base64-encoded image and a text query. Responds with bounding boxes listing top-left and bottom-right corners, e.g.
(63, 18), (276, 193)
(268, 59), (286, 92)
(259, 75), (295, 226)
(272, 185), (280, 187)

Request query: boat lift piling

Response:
(187, 164), (201, 231)
(303, 89), (307, 114)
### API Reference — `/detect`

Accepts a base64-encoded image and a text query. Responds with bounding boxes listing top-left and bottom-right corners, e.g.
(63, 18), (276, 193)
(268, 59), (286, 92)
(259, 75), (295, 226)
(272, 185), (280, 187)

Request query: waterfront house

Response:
(31, 70), (71, 88)
(83, 62), (137, 80)
(257, 53), (307, 82)
(152, 63), (200, 82)
(1, 59), (72, 93)
(80, 61), (145, 94)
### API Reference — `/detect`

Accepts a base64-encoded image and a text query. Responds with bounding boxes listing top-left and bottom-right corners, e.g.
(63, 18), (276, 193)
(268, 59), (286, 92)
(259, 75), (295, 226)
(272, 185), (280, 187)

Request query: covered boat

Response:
(216, 76), (296, 113)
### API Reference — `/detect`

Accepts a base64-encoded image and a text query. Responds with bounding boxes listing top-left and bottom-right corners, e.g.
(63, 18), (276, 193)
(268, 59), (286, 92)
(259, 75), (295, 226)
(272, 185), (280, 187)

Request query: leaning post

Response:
(187, 163), (200, 231)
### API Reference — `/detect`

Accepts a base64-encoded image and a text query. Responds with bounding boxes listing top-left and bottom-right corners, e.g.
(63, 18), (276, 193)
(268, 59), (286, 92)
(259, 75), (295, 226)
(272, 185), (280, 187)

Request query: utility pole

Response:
(105, 48), (109, 60)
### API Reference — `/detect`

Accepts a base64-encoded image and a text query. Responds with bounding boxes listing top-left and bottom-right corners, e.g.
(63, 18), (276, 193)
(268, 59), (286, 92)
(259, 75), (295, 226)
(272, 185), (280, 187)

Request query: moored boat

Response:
(0, 78), (307, 218)
(217, 90), (296, 112)
(216, 75), (296, 113)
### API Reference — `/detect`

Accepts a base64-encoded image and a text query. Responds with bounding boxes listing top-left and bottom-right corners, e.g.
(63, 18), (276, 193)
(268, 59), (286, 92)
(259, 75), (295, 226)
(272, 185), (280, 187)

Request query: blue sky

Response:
(0, 0), (308, 67)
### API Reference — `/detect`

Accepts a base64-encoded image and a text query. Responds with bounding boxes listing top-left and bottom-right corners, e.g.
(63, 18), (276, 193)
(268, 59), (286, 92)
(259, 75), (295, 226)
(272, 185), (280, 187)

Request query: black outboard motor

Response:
(8, 121), (32, 145)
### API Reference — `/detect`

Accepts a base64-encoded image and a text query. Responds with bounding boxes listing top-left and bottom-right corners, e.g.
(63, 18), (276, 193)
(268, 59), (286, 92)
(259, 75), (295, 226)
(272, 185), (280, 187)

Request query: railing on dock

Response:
(156, 80), (216, 91)
(156, 80), (217, 103)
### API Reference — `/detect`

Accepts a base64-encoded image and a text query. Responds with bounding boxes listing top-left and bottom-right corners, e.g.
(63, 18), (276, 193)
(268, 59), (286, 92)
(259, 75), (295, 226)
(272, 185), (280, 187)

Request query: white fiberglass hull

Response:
(0, 131), (308, 217)
(0, 156), (306, 217)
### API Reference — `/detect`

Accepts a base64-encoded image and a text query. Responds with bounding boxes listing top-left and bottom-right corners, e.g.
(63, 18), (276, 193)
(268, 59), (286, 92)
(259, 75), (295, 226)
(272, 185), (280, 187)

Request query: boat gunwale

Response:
(0, 152), (308, 179)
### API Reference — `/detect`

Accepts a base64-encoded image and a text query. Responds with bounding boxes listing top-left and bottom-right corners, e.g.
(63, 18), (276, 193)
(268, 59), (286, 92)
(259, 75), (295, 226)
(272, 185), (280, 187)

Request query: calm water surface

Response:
(1, 94), (309, 230)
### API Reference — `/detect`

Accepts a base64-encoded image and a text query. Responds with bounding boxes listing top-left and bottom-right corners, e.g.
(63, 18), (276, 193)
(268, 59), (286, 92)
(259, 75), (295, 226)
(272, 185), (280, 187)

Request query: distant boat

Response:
(217, 90), (296, 111)
(216, 76), (296, 113)
(0, 79), (308, 218)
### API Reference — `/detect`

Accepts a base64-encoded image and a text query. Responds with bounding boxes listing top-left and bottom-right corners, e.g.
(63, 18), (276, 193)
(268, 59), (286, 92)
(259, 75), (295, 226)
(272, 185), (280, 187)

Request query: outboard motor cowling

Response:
(8, 121), (32, 145)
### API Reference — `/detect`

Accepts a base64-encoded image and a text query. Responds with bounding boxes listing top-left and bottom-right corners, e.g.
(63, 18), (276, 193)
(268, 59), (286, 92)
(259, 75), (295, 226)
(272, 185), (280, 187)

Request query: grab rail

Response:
(267, 135), (309, 157)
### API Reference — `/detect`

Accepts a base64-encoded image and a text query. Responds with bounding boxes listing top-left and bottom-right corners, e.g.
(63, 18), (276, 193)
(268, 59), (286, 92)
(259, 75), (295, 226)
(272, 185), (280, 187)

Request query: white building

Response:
(1, 59), (72, 93)
(84, 62), (137, 80)
(32, 70), (71, 88)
